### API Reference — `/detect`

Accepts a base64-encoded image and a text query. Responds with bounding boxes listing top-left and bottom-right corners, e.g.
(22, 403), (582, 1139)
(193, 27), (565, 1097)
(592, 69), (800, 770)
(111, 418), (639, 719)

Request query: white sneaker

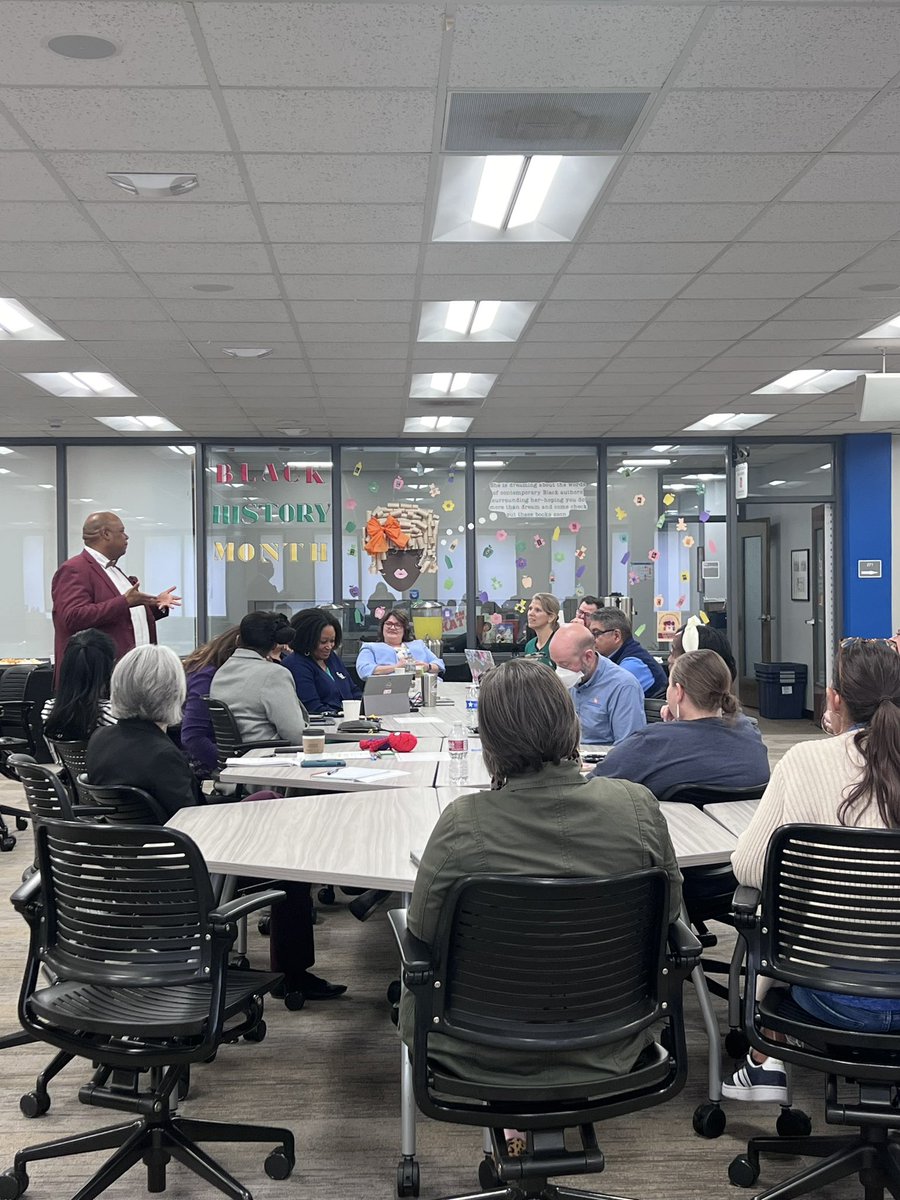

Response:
(722, 1053), (788, 1103)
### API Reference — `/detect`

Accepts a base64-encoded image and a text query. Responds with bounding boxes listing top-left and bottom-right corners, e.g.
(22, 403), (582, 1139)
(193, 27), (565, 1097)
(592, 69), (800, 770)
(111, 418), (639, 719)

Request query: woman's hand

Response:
(660, 704), (675, 722)
(414, 660), (437, 672)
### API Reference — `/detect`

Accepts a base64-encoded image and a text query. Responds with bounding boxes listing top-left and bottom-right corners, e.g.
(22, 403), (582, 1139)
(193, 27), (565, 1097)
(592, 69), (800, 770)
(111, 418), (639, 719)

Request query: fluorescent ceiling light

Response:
(0, 469), (9, 475)
(754, 369), (861, 396)
(622, 458), (672, 467)
(169, 445), (196, 456)
(107, 172), (198, 197)
(285, 461), (333, 468)
(766, 480), (787, 487)
(419, 299), (535, 343)
(37, 483), (54, 489)
(23, 370), (136, 399)
(508, 156), (562, 227)
(683, 413), (773, 433)
(443, 299), (503, 336)
(682, 473), (726, 482)
(224, 347), (273, 359)
(410, 372), (496, 400)
(0, 446), (13, 455)
(455, 459), (505, 468)
(0, 298), (63, 341)
(764, 369), (824, 390)
(471, 155), (562, 230)
(95, 415), (182, 432)
(651, 444), (675, 453)
(860, 312), (900, 339)
(403, 415), (473, 434)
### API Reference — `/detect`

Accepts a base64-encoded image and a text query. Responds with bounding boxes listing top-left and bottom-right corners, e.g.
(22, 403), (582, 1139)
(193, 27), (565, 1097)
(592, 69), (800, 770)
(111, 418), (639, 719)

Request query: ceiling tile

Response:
(538, 300), (666, 322)
(551, 274), (693, 300)
(833, 91), (900, 152)
(0, 88), (230, 152)
(290, 300), (412, 323)
(47, 152), (249, 203)
(525, 322), (645, 341)
(748, 319), (871, 340)
(676, 6), (900, 88)
(0, 2), (206, 85)
(294, 323), (411, 342)
(244, 153), (431, 205)
(302, 341), (409, 359)
(224, 89), (436, 153)
(708, 241), (875, 273)
(116, 243), (272, 273)
(262, 204), (422, 243)
(584, 203), (763, 242)
(568, 243), (726, 274)
(680, 273), (832, 300)
(0, 242), (120, 271)
(450, 4), (703, 87)
(143, 273), (280, 300)
(52, 320), (177, 341)
(637, 320), (759, 341)
(86, 203), (261, 242)
(809, 272), (900, 299)
(774, 297), (897, 323)
(423, 244), (570, 275)
(782, 155), (900, 203)
(273, 244), (420, 275)
(656, 298), (786, 322)
(197, 2), (444, 86)
(35, 297), (167, 321)
(516, 341), (627, 359)
(609, 154), (812, 204)
(743, 204), (900, 243)
(0, 271), (149, 298)
(419, 274), (551, 300)
(160, 299), (290, 322)
(175, 321), (295, 341)
(0, 202), (99, 240)
(0, 151), (68, 201)
(637, 89), (876, 153)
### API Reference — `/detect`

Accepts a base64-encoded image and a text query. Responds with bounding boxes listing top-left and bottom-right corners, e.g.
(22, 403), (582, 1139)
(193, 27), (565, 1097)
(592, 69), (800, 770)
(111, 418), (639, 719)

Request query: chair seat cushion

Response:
(28, 968), (281, 1038)
(761, 986), (900, 1061)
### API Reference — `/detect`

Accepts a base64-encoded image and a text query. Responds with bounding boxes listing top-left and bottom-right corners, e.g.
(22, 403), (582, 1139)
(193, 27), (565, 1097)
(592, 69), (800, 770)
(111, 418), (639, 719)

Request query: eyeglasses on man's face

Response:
(591, 627), (616, 639)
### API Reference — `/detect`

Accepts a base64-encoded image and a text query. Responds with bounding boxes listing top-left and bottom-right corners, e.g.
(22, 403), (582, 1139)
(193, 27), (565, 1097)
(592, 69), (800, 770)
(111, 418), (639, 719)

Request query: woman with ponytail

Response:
(725, 638), (900, 1102)
(592, 647), (769, 797)
(43, 628), (116, 742)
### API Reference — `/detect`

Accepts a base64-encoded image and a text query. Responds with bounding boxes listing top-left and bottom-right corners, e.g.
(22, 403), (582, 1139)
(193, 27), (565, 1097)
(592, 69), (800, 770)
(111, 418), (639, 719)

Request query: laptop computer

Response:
(464, 648), (495, 682)
(363, 671), (414, 717)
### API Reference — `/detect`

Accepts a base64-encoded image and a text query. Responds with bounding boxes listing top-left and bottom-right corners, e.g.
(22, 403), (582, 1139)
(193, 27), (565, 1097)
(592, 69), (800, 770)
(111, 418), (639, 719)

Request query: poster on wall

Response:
(791, 549), (810, 601)
(488, 481), (588, 519)
(657, 611), (681, 641)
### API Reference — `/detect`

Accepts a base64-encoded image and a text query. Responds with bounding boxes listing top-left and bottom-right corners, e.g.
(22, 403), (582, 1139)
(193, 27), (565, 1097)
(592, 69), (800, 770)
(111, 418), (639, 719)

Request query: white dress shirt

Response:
(84, 545), (150, 647)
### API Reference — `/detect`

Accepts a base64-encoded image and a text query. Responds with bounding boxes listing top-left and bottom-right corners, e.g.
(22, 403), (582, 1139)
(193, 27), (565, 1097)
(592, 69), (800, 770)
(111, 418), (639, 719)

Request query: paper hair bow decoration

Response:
(364, 513), (410, 556)
(682, 615), (702, 652)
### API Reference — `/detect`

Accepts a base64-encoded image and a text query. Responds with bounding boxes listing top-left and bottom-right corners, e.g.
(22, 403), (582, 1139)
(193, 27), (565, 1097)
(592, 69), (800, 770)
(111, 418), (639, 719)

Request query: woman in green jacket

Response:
(522, 591), (561, 664)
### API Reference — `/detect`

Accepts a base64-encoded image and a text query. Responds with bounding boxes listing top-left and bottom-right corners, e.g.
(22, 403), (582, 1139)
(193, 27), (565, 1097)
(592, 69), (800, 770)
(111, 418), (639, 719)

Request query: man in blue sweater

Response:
(589, 608), (668, 698)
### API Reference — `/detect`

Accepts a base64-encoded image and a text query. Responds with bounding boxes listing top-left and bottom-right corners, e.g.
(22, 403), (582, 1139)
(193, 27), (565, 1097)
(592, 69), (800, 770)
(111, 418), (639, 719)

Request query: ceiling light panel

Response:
(418, 299), (535, 342)
(403, 415), (473, 434)
(95, 415), (181, 432)
(23, 371), (137, 398)
(433, 155), (616, 243)
(0, 298), (63, 341)
(444, 92), (651, 154)
(683, 413), (775, 432)
(754, 369), (862, 395)
(410, 372), (497, 399)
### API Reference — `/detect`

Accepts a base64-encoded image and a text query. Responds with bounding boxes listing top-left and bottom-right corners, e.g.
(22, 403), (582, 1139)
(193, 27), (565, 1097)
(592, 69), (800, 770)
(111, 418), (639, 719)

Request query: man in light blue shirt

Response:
(550, 623), (646, 745)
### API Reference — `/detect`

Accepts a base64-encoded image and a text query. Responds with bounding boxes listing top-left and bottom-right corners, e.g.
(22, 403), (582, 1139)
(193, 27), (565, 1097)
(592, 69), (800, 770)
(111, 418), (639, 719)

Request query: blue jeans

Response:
(792, 986), (900, 1033)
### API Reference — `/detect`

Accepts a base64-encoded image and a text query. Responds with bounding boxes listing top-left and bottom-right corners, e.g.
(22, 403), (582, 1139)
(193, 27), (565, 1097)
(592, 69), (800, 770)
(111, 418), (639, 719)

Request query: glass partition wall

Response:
(0, 446), (58, 659)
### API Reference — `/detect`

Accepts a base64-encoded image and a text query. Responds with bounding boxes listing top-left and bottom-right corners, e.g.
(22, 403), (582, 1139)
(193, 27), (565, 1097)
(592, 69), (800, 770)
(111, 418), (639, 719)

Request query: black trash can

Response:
(754, 662), (808, 720)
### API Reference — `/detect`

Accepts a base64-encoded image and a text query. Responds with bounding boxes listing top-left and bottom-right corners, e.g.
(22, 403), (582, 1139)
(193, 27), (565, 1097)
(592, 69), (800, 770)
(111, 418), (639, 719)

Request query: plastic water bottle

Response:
(465, 683), (479, 732)
(448, 722), (469, 784)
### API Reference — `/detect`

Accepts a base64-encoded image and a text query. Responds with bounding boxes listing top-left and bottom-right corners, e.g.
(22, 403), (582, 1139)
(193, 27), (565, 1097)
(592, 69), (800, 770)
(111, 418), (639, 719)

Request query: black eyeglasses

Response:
(591, 628), (615, 637)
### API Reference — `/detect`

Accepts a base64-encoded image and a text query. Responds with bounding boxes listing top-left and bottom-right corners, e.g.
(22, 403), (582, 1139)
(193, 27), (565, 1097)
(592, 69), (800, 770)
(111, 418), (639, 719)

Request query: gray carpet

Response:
(0, 752), (863, 1200)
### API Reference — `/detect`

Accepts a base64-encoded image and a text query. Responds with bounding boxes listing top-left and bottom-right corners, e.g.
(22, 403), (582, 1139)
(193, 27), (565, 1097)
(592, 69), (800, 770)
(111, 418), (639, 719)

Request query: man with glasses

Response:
(575, 595), (602, 626)
(589, 608), (668, 698)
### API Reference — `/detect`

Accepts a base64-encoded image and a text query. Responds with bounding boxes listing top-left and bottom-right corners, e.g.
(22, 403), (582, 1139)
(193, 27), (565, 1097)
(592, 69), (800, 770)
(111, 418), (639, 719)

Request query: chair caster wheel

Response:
(264, 1148), (294, 1180)
(478, 1156), (500, 1189)
(19, 1090), (49, 1118)
(776, 1107), (811, 1137)
(397, 1156), (420, 1197)
(283, 991), (305, 1011)
(0, 1168), (28, 1199)
(0, 836), (16, 852)
(728, 1154), (760, 1188)
(232, 956), (250, 970)
(244, 1020), (267, 1043)
(724, 1029), (749, 1059)
(692, 1101), (726, 1138)
(257, 916), (270, 936)
(317, 886), (336, 905)
(15, 817), (28, 831)
(386, 979), (402, 1005)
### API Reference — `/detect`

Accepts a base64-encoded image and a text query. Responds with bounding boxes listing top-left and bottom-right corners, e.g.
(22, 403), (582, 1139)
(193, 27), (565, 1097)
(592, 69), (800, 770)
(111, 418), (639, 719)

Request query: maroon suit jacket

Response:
(51, 549), (168, 671)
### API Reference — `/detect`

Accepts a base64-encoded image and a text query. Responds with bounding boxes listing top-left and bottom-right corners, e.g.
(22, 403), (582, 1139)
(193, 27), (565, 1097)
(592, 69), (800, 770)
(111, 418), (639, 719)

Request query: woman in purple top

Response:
(181, 626), (241, 775)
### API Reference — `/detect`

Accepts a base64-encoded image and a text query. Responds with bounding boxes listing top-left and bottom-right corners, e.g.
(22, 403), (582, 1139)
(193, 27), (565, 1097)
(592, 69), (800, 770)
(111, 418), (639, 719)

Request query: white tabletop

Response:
(168, 789), (441, 892)
(218, 752), (441, 792)
(702, 799), (760, 839)
(658, 802), (738, 867)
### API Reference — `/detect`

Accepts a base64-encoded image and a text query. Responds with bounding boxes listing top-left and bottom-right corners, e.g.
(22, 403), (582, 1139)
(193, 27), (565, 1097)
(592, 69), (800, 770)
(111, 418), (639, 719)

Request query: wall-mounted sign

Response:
(858, 559), (883, 579)
(489, 481), (588, 519)
(735, 461), (748, 500)
(701, 560), (720, 580)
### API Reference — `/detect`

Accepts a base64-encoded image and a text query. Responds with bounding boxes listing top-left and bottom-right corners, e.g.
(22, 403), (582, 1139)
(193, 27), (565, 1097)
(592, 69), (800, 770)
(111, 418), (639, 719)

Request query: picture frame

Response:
(791, 549), (810, 602)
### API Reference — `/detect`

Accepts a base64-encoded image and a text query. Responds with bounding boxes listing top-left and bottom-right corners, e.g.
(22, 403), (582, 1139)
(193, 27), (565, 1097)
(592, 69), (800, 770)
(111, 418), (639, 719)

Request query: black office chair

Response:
(0, 818), (293, 1200)
(644, 698), (665, 723)
(74, 774), (169, 824)
(728, 823), (900, 1197)
(205, 696), (290, 773)
(391, 870), (700, 1199)
(44, 738), (90, 805)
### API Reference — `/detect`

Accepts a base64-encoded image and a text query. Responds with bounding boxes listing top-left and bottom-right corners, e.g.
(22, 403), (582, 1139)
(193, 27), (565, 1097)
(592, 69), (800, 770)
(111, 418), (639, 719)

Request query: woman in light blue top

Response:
(355, 608), (445, 680)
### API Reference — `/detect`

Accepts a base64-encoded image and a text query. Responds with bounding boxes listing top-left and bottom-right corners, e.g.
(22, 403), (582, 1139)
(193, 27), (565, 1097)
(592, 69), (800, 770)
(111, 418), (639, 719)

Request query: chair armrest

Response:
(388, 909), (434, 987)
(209, 888), (286, 928)
(240, 740), (290, 753)
(11, 870), (42, 915)
(731, 885), (761, 929)
(667, 917), (702, 967)
(72, 804), (116, 819)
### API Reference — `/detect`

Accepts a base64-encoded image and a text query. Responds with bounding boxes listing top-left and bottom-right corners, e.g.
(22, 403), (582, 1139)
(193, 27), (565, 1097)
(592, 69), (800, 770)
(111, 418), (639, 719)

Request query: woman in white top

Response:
(43, 628), (116, 743)
(724, 637), (900, 1103)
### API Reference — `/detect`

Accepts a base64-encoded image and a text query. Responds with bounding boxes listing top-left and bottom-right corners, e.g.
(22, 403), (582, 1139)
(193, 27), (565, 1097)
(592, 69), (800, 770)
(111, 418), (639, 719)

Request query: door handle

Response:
(804, 618), (816, 626)
(759, 614), (773, 622)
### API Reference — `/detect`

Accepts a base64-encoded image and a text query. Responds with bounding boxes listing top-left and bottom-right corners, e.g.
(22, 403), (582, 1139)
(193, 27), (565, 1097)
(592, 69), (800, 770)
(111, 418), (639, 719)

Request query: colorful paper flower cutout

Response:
(442, 499), (455, 512)
(490, 612), (503, 625)
(515, 557), (527, 569)
(648, 548), (660, 563)
(554, 551), (565, 563)
(514, 599), (527, 614)
(516, 540), (526, 553)
(496, 529), (508, 541)
(491, 576), (503, 591)
(633, 494), (646, 507)
(568, 521), (581, 534)
(348, 586), (359, 599)
(676, 595), (686, 608)
(533, 534), (545, 548)
(682, 535), (695, 548)
(634, 624), (647, 639)
(392, 474), (404, 490)
(348, 546), (357, 556)
(345, 498), (357, 511)
(374, 606), (386, 620)
(429, 483), (441, 498)
(444, 555), (453, 570)
(628, 572), (639, 586)
(615, 506), (627, 521)
(521, 575), (532, 589)
(574, 585), (585, 598)
(654, 595), (665, 609)
(620, 550), (630, 565)
(477, 590), (488, 603)
(662, 493), (675, 507)
(676, 517), (687, 532)
(368, 481), (379, 493)
(443, 578), (453, 590)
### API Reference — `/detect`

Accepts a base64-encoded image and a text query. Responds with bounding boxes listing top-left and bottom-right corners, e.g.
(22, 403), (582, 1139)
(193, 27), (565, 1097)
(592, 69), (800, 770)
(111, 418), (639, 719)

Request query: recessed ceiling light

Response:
(0, 298), (63, 341)
(682, 473), (726, 482)
(47, 34), (118, 59)
(455, 459), (505, 468)
(0, 447), (13, 456)
(410, 372), (496, 400)
(107, 172), (199, 197)
(279, 427), (309, 436)
(192, 283), (234, 293)
(419, 299), (535, 343)
(472, 155), (562, 229)
(0, 469), (10, 476)
(622, 458), (673, 467)
(403, 415), (473, 434)
(765, 480), (788, 487)
(683, 413), (773, 433)
(37, 483), (54, 489)
(754, 369), (863, 395)
(651, 444), (675, 452)
(860, 312), (900, 339)
(23, 370), (136, 399)
(169, 445), (196, 456)
(224, 347), (273, 359)
(95, 415), (182, 432)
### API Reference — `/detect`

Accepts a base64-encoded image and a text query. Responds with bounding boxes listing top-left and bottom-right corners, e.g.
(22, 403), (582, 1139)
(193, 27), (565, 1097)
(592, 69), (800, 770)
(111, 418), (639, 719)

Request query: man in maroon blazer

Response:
(51, 511), (181, 671)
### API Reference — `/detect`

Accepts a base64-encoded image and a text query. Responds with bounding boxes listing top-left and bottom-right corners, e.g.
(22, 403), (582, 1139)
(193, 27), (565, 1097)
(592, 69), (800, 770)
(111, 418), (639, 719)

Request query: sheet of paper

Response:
(322, 766), (409, 783)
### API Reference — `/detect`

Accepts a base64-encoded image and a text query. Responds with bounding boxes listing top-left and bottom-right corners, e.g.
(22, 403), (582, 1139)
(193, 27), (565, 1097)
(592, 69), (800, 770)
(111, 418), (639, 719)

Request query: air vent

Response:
(413, 396), (484, 408)
(444, 91), (651, 154)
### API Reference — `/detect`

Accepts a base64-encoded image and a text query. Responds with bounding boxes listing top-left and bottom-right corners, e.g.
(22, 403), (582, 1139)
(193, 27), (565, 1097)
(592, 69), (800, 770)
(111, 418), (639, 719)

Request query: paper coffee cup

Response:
(342, 700), (361, 721)
(302, 732), (326, 755)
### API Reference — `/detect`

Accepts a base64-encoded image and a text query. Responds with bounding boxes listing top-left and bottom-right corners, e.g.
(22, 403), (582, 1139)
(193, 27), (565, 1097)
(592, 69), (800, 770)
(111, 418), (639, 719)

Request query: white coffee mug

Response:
(342, 699), (362, 721)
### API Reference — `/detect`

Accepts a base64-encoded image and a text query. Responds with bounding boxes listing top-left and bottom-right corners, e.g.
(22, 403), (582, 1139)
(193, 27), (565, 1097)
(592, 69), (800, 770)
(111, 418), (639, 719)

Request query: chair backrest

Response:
(759, 823), (900, 1000)
(644, 698), (665, 723)
(205, 696), (245, 769)
(34, 816), (216, 986)
(10, 754), (75, 822)
(658, 781), (767, 808)
(46, 739), (90, 803)
(75, 775), (168, 826)
(431, 871), (670, 1050)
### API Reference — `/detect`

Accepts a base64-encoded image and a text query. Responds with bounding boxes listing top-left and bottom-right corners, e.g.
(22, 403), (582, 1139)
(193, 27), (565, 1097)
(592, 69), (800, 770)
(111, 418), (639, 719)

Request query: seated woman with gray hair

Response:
(86, 643), (199, 819)
(400, 656), (682, 1093)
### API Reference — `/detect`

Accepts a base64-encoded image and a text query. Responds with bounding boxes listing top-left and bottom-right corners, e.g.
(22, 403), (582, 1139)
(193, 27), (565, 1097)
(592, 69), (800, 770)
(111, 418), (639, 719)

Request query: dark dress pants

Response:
(269, 881), (314, 985)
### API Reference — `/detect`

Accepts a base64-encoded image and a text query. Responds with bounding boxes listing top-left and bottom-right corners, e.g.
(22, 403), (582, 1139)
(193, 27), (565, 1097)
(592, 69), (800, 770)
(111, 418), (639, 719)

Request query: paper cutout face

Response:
(381, 548), (422, 590)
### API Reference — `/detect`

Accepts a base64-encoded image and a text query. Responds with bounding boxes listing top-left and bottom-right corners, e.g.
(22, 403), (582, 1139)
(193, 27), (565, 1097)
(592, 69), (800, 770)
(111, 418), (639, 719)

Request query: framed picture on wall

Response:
(791, 549), (810, 602)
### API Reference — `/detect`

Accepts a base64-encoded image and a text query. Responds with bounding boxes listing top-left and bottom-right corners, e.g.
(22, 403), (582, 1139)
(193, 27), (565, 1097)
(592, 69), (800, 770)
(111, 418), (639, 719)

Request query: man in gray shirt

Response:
(210, 610), (346, 1005)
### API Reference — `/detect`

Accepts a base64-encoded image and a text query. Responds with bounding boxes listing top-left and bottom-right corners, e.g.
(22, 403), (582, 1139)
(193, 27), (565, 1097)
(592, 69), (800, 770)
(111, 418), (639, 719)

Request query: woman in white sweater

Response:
(724, 637), (900, 1102)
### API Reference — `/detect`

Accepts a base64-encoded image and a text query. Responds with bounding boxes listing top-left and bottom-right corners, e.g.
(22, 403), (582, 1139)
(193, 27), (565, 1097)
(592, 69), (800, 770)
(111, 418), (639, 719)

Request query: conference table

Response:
(703, 798), (760, 838)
